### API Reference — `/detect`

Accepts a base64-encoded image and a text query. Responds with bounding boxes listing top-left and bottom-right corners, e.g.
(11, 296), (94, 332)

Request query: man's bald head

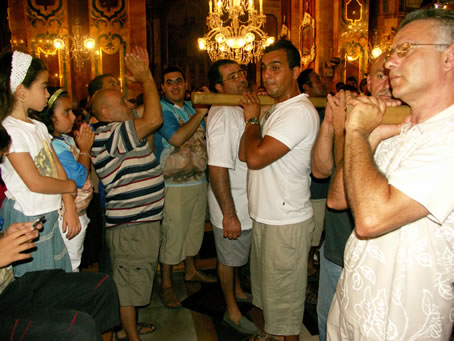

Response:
(367, 54), (392, 99)
(91, 88), (128, 122)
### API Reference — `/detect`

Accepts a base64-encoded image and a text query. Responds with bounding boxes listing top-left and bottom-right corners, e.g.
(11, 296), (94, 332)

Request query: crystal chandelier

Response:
(198, 0), (275, 65)
(53, 19), (96, 70)
(433, 0), (454, 8)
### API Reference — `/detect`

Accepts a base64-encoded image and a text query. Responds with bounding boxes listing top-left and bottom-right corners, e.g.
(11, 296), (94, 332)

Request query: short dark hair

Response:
(343, 84), (359, 93)
(162, 66), (185, 83)
(88, 74), (114, 97)
(263, 39), (301, 69)
(208, 59), (238, 92)
(399, 8), (454, 43)
(297, 68), (313, 92)
(336, 82), (345, 92)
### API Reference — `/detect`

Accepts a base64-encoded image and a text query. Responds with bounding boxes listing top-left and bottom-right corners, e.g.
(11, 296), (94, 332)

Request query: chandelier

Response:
(53, 19), (96, 70)
(433, 0), (454, 8)
(198, 0), (275, 65)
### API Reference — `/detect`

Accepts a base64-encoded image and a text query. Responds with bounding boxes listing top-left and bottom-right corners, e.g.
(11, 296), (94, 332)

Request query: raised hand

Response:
(240, 91), (261, 122)
(131, 46), (149, 67)
(326, 90), (356, 133)
(75, 122), (95, 154)
(345, 95), (387, 136)
(124, 48), (153, 84)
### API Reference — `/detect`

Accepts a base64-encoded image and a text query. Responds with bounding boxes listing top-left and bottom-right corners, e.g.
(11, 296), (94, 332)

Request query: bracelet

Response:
(79, 152), (90, 157)
(246, 117), (260, 126)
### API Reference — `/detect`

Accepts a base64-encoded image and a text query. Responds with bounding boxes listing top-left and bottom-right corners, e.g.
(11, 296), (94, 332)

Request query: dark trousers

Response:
(0, 270), (120, 341)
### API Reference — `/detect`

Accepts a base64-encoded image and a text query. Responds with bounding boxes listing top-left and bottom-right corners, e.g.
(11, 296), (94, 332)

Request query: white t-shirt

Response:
(248, 93), (319, 225)
(206, 105), (252, 230)
(337, 104), (454, 340)
(1, 116), (61, 216)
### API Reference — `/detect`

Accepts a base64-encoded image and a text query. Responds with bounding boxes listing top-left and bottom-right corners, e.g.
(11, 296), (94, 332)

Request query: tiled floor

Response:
(136, 271), (320, 341)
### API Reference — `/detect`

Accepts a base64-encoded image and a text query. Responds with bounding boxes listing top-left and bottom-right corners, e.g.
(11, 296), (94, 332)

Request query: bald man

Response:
(90, 51), (163, 341)
(311, 53), (391, 341)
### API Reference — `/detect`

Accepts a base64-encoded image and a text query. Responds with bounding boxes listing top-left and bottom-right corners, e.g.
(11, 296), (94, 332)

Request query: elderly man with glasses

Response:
(326, 8), (454, 340)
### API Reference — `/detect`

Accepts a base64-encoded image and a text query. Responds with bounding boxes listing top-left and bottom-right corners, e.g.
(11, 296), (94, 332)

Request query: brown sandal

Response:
(249, 332), (279, 340)
(159, 287), (181, 309)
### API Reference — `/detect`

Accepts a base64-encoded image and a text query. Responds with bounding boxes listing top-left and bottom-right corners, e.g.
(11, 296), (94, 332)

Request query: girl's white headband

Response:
(10, 51), (33, 94)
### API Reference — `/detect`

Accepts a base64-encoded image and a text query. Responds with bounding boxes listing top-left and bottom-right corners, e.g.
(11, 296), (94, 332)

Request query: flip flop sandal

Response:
(137, 321), (157, 335)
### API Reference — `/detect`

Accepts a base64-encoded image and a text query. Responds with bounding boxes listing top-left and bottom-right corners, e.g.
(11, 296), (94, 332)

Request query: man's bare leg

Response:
(234, 267), (249, 300)
(218, 262), (243, 322)
(118, 306), (139, 341)
(184, 255), (217, 283)
(184, 255), (197, 279)
(161, 263), (173, 289)
(160, 263), (181, 308)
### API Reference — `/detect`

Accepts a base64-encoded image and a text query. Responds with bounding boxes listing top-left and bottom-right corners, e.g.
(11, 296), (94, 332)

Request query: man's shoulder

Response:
(93, 120), (128, 134)
(273, 95), (318, 123)
(208, 106), (243, 132)
(208, 105), (242, 121)
(92, 121), (139, 150)
(159, 100), (180, 122)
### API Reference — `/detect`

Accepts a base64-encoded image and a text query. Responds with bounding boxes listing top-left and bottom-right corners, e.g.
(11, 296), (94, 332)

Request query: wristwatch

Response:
(246, 117), (260, 126)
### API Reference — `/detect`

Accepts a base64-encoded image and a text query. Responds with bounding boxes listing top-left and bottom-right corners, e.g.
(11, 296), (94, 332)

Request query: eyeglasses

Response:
(384, 42), (450, 62)
(223, 70), (247, 82)
(165, 78), (184, 85)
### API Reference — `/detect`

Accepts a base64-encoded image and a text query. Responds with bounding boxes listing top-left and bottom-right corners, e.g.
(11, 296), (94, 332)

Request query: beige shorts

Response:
(250, 217), (315, 336)
(106, 221), (160, 307)
(311, 198), (326, 246)
(159, 183), (207, 265)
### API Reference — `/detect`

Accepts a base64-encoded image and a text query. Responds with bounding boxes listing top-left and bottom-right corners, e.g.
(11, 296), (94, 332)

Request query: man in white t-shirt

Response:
(326, 8), (454, 340)
(239, 40), (319, 341)
(206, 59), (259, 335)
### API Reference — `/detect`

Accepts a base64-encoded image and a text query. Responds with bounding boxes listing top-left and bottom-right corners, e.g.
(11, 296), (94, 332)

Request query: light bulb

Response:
(198, 38), (207, 50)
(215, 33), (225, 43)
(84, 38), (95, 49)
(245, 32), (255, 42)
(265, 37), (275, 46)
(371, 47), (382, 59)
(54, 38), (65, 49)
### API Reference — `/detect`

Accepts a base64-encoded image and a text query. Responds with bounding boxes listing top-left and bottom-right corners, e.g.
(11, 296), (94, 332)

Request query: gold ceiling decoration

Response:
(198, 0), (275, 65)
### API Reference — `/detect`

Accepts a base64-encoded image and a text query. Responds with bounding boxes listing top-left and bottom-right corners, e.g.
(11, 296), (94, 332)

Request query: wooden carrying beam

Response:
(191, 92), (410, 125)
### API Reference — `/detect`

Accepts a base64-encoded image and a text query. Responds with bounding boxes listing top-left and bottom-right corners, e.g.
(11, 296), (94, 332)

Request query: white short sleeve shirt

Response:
(1, 116), (61, 216)
(247, 93), (319, 225)
(206, 105), (252, 230)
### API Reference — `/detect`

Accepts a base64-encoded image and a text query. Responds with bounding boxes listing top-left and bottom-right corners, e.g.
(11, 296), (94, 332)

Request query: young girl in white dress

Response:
(0, 51), (79, 276)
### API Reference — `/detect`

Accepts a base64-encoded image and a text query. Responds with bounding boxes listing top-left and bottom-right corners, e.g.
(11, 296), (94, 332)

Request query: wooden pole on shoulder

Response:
(191, 92), (410, 125)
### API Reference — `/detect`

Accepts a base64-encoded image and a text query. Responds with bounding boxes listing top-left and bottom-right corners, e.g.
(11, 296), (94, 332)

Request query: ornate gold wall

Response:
(6, 0), (428, 98)
(8, 0), (146, 103)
